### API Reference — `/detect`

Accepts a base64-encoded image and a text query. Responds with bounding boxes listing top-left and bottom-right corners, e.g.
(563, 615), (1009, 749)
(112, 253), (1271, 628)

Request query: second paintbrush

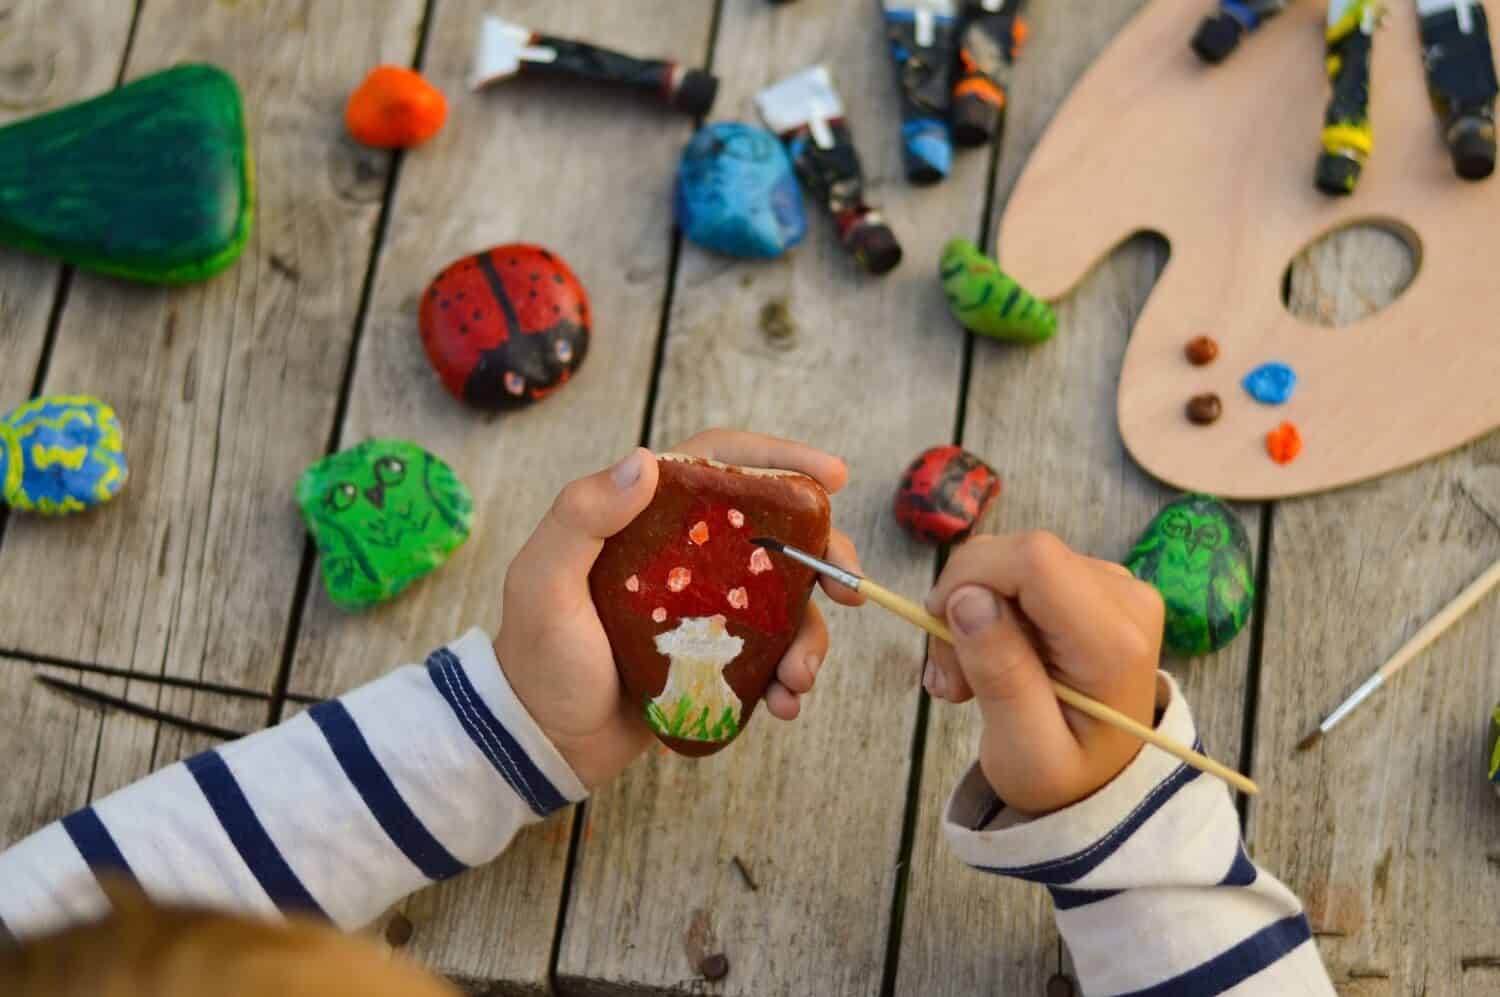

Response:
(752, 537), (1260, 796)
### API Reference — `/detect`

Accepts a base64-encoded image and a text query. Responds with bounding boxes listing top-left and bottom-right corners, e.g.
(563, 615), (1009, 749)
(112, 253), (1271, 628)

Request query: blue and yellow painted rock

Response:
(0, 395), (128, 515)
(674, 122), (806, 260)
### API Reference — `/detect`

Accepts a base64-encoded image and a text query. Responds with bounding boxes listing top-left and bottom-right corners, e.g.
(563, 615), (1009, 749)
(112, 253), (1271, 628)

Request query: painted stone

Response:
(296, 439), (472, 611)
(589, 454), (830, 756)
(419, 245), (590, 411)
(345, 66), (447, 149)
(0, 64), (252, 284)
(940, 238), (1057, 344)
(674, 122), (806, 259)
(1489, 703), (1500, 799)
(0, 395), (127, 515)
(1242, 361), (1297, 404)
(894, 445), (1001, 544)
(1124, 493), (1254, 657)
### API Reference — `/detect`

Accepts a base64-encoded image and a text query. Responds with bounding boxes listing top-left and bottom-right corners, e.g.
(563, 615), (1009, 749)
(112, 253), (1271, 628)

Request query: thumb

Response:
(519, 448), (659, 581)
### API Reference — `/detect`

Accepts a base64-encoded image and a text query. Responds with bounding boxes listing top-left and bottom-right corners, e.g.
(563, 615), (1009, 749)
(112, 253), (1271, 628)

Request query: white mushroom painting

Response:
(649, 614), (745, 741)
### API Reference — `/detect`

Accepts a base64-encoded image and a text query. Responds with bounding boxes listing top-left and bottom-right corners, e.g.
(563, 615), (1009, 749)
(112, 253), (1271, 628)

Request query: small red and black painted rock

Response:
(419, 244), (590, 410)
(894, 445), (1000, 544)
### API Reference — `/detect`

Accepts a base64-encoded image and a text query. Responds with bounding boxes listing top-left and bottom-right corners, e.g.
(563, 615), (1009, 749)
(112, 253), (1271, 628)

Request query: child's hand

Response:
(922, 533), (1164, 816)
(495, 430), (864, 790)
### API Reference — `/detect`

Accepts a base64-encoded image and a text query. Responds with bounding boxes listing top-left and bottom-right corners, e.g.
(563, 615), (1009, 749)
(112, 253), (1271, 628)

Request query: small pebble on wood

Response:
(939, 238), (1057, 344)
(675, 122), (806, 259)
(345, 66), (447, 149)
(1266, 421), (1303, 465)
(1186, 393), (1222, 425)
(0, 395), (128, 515)
(895, 445), (1001, 544)
(1184, 335), (1219, 365)
(1242, 361), (1296, 404)
(700, 953), (730, 981)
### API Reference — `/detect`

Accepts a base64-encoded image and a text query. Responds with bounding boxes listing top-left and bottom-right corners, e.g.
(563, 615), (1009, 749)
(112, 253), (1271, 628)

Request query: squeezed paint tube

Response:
(1317, 0), (1380, 195)
(951, 0), (1028, 147)
(1191, 1), (1291, 64)
(755, 66), (903, 275)
(468, 15), (718, 116)
(1418, 0), (1499, 179)
(883, 0), (960, 183)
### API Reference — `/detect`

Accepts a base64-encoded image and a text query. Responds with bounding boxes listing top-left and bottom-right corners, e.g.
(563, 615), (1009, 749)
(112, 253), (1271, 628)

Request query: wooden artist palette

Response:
(997, 1), (1500, 499)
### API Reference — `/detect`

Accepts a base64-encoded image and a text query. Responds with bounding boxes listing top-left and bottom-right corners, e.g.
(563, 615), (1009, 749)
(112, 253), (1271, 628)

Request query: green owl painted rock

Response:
(0, 63), (253, 284)
(296, 440), (472, 611)
(939, 238), (1057, 344)
(1124, 493), (1254, 657)
(0, 395), (127, 515)
(1488, 703), (1500, 799)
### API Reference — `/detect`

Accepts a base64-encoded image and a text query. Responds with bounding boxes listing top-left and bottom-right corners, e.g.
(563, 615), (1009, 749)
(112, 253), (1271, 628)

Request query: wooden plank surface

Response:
(555, 0), (988, 993)
(0, 1), (136, 426)
(284, 3), (716, 991)
(0, 660), (105, 856)
(1250, 227), (1500, 995)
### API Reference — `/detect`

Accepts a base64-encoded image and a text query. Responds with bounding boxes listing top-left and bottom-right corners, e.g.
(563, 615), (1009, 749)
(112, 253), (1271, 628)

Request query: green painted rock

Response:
(1124, 493), (1254, 657)
(939, 238), (1057, 344)
(0, 64), (253, 284)
(1489, 703), (1500, 799)
(297, 440), (472, 610)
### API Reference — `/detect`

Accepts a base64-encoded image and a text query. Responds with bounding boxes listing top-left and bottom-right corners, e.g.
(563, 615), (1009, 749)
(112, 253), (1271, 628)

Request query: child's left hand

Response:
(495, 430), (864, 790)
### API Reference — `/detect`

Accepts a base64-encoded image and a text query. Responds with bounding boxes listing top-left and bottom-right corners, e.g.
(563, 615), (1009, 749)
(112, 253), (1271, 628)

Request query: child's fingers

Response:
(764, 680), (802, 720)
(671, 428), (849, 494)
(776, 601), (829, 695)
(820, 529), (866, 605)
(923, 640), (974, 703)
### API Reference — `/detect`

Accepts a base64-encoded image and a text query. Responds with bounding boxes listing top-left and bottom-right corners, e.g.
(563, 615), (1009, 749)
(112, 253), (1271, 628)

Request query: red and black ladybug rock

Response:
(894, 445), (1001, 544)
(419, 244), (590, 410)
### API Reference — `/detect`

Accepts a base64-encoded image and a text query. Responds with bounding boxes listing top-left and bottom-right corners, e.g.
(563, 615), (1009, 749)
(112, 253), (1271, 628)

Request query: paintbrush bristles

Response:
(1294, 729), (1323, 754)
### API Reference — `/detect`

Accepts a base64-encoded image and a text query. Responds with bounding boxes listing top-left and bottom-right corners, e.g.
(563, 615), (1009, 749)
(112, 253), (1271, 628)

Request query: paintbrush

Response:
(1297, 555), (1500, 752)
(752, 537), (1260, 796)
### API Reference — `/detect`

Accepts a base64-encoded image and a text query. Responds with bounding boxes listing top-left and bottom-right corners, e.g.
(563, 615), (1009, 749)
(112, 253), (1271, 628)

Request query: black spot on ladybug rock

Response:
(894, 445), (1001, 545)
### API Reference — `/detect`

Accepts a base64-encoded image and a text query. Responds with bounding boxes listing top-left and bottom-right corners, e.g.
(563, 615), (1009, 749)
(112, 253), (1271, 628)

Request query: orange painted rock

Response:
(589, 454), (830, 756)
(345, 66), (447, 149)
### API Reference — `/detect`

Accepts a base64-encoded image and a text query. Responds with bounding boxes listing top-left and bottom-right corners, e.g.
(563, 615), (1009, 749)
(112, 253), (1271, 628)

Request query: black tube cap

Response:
(1315, 153), (1362, 195)
(847, 219), (903, 275)
(672, 69), (719, 117)
(1450, 120), (1497, 180)
(1192, 13), (1243, 64)
(951, 93), (1003, 148)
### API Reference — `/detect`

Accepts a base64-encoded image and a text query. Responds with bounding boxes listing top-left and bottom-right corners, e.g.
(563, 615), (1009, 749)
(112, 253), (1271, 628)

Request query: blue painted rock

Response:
(674, 123), (806, 259)
(0, 395), (127, 515)
(1124, 493), (1254, 656)
(1242, 362), (1297, 405)
(297, 439), (472, 610)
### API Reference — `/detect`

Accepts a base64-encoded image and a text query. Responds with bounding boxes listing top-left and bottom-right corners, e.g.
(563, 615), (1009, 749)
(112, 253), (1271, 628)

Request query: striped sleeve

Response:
(0, 628), (586, 936)
(944, 673), (1335, 997)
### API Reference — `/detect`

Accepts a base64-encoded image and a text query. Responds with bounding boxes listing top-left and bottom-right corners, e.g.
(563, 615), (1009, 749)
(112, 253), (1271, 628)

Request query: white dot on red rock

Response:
(749, 548), (772, 574)
(503, 371), (525, 395)
(728, 509), (745, 528)
(625, 575), (639, 592)
(728, 587), (749, 610)
(668, 567), (691, 592)
(689, 521), (709, 545)
(652, 607), (667, 623)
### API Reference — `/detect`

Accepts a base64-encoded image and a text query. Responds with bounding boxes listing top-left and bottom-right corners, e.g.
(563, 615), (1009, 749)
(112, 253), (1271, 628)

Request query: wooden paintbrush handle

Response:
(1375, 557), (1500, 682)
(857, 578), (1260, 796)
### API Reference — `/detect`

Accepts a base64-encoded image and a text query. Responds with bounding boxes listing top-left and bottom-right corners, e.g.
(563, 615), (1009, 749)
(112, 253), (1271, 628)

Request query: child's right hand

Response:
(922, 532), (1165, 816)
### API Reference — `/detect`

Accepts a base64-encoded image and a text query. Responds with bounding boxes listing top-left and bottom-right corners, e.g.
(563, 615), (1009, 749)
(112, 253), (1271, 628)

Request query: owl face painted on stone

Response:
(1124, 493), (1254, 657)
(296, 439), (472, 611)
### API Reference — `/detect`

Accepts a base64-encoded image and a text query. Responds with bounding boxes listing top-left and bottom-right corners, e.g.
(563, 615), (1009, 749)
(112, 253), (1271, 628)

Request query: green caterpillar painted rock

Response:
(1124, 493), (1254, 657)
(297, 440), (472, 610)
(0, 395), (127, 515)
(1489, 703), (1500, 799)
(0, 63), (253, 283)
(939, 237), (1057, 344)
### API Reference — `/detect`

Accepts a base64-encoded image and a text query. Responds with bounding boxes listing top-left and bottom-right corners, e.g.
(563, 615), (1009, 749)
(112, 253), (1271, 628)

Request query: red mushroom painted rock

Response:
(589, 454), (830, 756)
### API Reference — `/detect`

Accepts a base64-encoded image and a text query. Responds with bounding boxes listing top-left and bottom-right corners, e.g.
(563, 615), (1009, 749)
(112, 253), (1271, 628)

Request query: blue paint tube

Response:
(1191, 0), (1291, 64)
(883, 1), (960, 184)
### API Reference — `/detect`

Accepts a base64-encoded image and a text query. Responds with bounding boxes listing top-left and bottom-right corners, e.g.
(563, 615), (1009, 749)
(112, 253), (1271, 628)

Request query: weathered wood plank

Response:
(1251, 227), (1500, 995)
(285, 2), (716, 991)
(0, 1), (136, 419)
(0, 660), (104, 852)
(894, 2), (1259, 991)
(556, 1), (989, 993)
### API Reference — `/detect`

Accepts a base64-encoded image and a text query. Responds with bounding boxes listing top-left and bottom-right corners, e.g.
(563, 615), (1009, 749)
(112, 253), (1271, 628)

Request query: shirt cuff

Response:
(942, 671), (1199, 879)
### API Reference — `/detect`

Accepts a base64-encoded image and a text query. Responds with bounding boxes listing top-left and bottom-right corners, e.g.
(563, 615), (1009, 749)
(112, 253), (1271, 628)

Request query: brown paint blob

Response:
(1185, 335), (1219, 365)
(1186, 392), (1222, 424)
(700, 953), (730, 981)
(384, 913), (414, 948)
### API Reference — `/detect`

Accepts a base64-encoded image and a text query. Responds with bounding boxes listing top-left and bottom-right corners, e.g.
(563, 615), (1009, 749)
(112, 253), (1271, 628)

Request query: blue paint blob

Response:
(674, 122), (806, 260)
(1242, 362), (1297, 405)
(902, 118), (952, 182)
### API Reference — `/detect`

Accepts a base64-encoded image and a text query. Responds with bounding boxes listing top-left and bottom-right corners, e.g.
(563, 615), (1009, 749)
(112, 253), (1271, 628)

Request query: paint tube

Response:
(755, 66), (903, 275)
(1317, 0), (1380, 195)
(1191, 1), (1292, 63)
(468, 15), (718, 116)
(883, 1), (960, 183)
(951, 0), (1028, 148)
(1418, 0), (1499, 179)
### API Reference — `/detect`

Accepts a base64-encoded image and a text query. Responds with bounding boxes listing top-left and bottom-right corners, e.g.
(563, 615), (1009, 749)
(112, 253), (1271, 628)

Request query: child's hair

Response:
(0, 879), (456, 997)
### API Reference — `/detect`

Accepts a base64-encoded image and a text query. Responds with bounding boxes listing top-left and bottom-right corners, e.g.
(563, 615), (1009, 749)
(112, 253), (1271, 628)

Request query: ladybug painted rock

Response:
(419, 244), (590, 410)
(894, 445), (1000, 544)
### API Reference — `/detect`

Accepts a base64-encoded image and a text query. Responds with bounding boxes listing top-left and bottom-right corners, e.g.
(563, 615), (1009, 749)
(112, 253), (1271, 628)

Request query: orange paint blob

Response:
(1266, 421), (1303, 465)
(345, 65), (447, 149)
(667, 567), (692, 593)
(689, 521), (710, 545)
